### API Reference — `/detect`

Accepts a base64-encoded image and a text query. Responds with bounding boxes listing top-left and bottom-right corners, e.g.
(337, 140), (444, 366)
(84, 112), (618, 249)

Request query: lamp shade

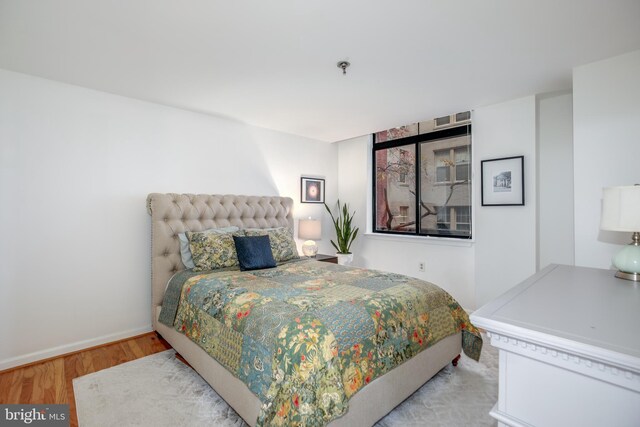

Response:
(601, 186), (640, 232)
(299, 219), (322, 240)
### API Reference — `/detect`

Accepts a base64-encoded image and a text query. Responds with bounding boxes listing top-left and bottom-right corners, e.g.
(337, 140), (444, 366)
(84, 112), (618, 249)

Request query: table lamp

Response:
(298, 218), (321, 257)
(600, 185), (640, 281)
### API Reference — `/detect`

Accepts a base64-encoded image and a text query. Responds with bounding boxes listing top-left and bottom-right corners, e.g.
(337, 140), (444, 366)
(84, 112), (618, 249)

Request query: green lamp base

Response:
(613, 233), (640, 282)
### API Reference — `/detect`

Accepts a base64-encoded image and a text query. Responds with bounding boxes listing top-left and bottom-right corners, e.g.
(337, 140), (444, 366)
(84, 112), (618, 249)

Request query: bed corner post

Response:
(452, 354), (461, 367)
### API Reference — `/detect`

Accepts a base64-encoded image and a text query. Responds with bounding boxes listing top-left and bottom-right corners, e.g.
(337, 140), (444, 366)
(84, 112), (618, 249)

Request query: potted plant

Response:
(324, 200), (359, 265)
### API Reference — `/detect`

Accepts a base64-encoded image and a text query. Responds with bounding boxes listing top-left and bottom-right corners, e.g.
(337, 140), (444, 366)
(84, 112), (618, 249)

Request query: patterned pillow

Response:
(187, 230), (242, 271)
(178, 226), (240, 269)
(244, 227), (299, 263)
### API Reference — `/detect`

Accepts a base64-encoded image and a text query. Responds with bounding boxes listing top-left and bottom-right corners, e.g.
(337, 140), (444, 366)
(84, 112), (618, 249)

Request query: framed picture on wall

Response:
(301, 177), (325, 203)
(481, 156), (524, 206)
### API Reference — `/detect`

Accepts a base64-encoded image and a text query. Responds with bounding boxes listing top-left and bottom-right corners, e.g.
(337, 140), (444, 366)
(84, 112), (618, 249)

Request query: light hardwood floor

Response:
(0, 332), (172, 427)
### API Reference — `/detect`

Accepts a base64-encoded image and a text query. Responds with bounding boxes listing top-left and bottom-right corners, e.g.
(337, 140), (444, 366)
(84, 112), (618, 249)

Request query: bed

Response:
(147, 193), (481, 426)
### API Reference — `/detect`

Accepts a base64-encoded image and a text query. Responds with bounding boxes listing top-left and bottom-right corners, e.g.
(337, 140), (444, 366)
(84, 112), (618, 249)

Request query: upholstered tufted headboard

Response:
(146, 193), (294, 327)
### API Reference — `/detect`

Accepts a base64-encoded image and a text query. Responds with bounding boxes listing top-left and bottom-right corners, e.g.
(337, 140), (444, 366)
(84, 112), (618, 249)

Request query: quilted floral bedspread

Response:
(161, 259), (482, 426)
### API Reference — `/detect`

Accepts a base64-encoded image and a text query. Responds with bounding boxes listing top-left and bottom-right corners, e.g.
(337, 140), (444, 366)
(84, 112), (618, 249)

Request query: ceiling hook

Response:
(337, 61), (350, 75)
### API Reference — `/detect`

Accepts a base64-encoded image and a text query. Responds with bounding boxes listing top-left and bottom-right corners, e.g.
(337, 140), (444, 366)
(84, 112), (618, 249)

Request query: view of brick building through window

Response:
(373, 113), (472, 238)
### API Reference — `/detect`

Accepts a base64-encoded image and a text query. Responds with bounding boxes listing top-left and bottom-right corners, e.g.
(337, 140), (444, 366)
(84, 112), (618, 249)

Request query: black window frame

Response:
(372, 124), (472, 240)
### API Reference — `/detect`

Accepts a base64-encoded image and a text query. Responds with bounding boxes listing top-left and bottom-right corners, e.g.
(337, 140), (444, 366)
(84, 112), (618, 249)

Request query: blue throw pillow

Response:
(233, 235), (276, 271)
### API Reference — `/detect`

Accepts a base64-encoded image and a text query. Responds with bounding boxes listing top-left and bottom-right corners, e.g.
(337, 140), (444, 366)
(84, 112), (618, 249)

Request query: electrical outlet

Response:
(418, 262), (425, 272)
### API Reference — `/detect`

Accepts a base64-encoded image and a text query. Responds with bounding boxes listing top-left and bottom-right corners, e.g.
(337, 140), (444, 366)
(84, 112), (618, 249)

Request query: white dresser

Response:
(471, 264), (640, 427)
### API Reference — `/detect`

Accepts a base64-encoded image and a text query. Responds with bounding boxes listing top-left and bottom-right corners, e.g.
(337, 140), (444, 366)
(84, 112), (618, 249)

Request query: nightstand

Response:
(314, 254), (338, 264)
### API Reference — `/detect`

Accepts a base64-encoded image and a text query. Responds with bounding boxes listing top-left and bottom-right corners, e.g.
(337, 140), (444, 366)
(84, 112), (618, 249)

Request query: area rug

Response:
(74, 338), (497, 427)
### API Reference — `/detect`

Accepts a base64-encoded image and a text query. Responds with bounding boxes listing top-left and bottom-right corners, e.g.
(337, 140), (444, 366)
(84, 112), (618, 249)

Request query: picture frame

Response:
(481, 156), (524, 206)
(300, 177), (325, 203)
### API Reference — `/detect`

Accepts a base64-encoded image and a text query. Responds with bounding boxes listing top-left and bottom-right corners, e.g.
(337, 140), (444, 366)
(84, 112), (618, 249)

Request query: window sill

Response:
(434, 181), (469, 186)
(364, 232), (474, 247)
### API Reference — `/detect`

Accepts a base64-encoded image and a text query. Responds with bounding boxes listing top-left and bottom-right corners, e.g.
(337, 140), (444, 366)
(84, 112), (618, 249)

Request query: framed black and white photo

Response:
(300, 177), (325, 203)
(481, 156), (524, 206)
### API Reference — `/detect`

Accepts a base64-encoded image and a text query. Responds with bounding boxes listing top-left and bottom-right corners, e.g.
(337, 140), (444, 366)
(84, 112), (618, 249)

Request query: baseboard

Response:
(0, 325), (153, 371)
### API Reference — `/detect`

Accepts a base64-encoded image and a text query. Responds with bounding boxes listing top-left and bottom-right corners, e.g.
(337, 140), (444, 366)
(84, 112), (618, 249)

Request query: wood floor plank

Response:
(19, 371), (33, 403)
(65, 352), (84, 379)
(133, 335), (153, 356)
(6, 369), (24, 404)
(52, 358), (67, 404)
(0, 370), (14, 403)
(106, 341), (129, 367)
(65, 353), (83, 427)
(126, 338), (145, 359)
(29, 361), (52, 403)
(150, 333), (171, 353)
(118, 341), (138, 361)
(89, 346), (110, 373)
(79, 347), (97, 375)
(29, 363), (43, 402)
(9, 369), (25, 403)
(21, 365), (35, 379)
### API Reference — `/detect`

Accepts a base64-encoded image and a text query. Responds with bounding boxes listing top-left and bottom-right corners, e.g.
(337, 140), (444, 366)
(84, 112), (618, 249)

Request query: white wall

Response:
(473, 96), (538, 307)
(335, 50), (640, 313)
(337, 135), (476, 310)
(0, 69), (338, 369)
(337, 96), (540, 311)
(335, 135), (370, 261)
(337, 51), (639, 313)
(537, 92), (574, 269)
(573, 50), (640, 269)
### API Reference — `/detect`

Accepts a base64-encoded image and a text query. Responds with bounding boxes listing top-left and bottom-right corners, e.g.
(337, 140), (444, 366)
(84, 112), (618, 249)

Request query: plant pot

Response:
(336, 253), (354, 266)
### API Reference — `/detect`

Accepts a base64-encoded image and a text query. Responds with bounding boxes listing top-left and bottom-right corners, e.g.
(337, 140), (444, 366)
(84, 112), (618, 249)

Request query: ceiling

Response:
(1, 1), (639, 142)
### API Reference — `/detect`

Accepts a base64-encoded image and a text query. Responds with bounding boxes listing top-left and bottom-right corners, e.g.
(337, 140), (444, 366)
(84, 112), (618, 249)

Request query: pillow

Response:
(187, 230), (241, 271)
(244, 227), (299, 263)
(233, 235), (276, 271)
(178, 226), (240, 268)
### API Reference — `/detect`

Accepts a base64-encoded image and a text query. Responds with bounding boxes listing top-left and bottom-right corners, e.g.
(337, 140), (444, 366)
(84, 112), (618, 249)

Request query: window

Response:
(436, 206), (450, 230)
(455, 147), (470, 181)
(435, 150), (451, 183)
(435, 116), (451, 127)
(434, 146), (471, 183)
(455, 206), (471, 232)
(434, 206), (470, 236)
(373, 115), (472, 239)
(399, 205), (409, 219)
(456, 111), (471, 122)
(374, 146), (416, 233)
(434, 111), (471, 130)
